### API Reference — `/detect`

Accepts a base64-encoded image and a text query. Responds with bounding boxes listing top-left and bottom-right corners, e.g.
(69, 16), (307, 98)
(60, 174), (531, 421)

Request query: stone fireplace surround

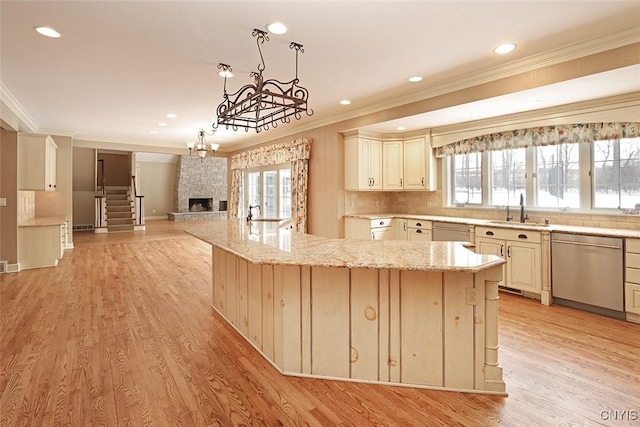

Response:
(169, 155), (228, 221)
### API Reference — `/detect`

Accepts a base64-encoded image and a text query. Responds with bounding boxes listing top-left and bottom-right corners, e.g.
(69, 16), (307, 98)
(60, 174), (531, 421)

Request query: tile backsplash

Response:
(345, 191), (640, 231)
(18, 191), (35, 224)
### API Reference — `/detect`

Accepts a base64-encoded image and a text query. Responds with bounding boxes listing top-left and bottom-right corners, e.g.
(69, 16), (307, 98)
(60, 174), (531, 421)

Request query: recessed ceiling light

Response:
(267, 22), (287, 35)
(34, 26), (61, 38)
(340, 99), (351, 105)
(166, 113), (177, 119)
(158, 122), (167, 126)
(149, 130), (158, 135)
(494, 43), (516, 54)
(396, 126), (406, 131)
(408, 76), (422, 83)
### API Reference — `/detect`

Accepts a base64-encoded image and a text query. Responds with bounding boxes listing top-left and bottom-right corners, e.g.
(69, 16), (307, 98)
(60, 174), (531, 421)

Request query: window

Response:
(593, 138), (640, 209)
(242, 165), (292, 219)
(452, 152), (482, 204)
(536, 144), (580, 209)
(490, 148), (526, 206)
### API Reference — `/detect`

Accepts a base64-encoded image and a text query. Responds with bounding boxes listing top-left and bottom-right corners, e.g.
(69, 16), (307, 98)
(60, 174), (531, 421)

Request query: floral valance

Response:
(231, 138), (312, 169)
(435, 122), (640, 158)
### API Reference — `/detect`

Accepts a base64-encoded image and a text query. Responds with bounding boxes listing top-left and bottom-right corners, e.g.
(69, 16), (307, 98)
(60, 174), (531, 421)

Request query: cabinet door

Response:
(357, 138), (372, 190)
(403, 138), (426, 190)
(475, 237), (504, 258)
(372, 227), (393, 240)
(506, 241), (541, 293)
(408, 229), (431, 241)
(394, 219), (408, 240)
(369, 139), (383, 190)
(46, 138), (57, 190)
(383, 141), (404, 189)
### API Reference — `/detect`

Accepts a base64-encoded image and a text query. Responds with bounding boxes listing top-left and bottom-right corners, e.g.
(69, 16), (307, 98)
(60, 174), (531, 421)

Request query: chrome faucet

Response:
(505, 205), (513, 222)
(246, 204), (260, 222)
(519, 193), (529, 223)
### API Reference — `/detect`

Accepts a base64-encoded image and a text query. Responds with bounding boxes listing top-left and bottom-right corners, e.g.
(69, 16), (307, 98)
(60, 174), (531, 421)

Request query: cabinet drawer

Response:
(476, 227), (541, 244)
(407, 219), (431, 229)
(371, 218), (392, 228)
(627, 267), (640, 284)
(627, 253), (640, 269)
(627, 238), (640, 254)
(625, 282), (640, 315)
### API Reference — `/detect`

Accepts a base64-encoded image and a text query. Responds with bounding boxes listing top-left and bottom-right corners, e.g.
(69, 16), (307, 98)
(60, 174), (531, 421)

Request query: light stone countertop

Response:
(345, 213), (640, 239)
(18, 216), (67, 227)
(186, 219), (505, 273)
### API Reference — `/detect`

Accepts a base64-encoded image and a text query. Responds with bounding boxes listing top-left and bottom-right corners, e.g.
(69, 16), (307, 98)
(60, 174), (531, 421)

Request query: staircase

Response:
(105, 187), (135, 232)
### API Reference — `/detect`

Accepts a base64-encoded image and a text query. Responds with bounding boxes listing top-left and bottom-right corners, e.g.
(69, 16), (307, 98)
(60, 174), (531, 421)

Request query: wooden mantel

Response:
(187, 220), (506, 395)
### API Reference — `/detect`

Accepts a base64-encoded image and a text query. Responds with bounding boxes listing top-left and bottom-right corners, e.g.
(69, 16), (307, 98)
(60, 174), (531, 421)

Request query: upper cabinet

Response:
(345, 133), (382, 190)
(345, 131), (436, 192)
(18, 133), (58, 191)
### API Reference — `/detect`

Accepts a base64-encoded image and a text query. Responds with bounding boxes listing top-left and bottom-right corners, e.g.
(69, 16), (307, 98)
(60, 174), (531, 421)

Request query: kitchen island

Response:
(187, 219), (507, 394)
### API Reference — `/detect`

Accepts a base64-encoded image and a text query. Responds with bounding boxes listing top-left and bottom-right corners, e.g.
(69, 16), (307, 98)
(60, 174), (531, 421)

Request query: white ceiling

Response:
(1, 1), (640, 152)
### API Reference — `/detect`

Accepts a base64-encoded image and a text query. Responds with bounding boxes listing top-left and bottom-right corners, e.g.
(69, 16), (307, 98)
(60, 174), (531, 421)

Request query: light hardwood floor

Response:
(1, 220), (639, 426)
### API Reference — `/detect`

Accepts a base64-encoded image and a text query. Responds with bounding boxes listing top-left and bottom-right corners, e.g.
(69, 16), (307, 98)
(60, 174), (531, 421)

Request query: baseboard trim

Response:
(0, 261), (20, 273)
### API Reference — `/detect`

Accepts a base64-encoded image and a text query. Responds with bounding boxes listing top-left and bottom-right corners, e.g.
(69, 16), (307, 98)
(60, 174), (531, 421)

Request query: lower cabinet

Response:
(18, 224), (65, 269)
(625, 238), (640, 321)
(407, 219), (432, 241)
(345, 217), (393, 240)
(476, 227), (542, 294)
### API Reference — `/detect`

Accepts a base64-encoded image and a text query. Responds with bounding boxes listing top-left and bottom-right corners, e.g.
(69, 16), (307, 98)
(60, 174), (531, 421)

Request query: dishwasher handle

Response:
(552, 239), (621, 250)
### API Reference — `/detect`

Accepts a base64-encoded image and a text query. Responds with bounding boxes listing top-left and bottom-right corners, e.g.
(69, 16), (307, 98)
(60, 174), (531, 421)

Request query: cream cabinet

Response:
(18, 224), (64, 269)
(18, 133), (57, 191)
(381, 137), (436, 191)
(407, 219), (432, 241)
(394, 218), (409, 240)
(344, 134), (382, 191)
(382, 140), (404, 189)
(625, 238), (640, 322)
(345, 217), (392, 240)
(476, 226), (541, 294)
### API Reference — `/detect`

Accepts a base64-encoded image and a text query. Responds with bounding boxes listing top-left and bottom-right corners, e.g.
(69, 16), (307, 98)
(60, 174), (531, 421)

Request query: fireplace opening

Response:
(189, 198), (213, 212)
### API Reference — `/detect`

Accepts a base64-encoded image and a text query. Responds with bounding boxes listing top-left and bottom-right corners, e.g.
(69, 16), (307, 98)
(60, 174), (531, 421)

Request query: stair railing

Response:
(132, 175), (144, 226)
(95, 159), (106, 228)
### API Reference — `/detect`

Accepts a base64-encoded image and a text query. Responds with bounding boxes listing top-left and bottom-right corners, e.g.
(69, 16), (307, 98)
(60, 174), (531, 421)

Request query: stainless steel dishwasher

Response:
(432, 222), (470, 242)
(551, 232), (624, 319)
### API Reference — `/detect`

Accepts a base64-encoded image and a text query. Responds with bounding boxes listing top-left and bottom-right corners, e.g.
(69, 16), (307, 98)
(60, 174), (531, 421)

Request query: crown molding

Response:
(0, 81), (39, 132)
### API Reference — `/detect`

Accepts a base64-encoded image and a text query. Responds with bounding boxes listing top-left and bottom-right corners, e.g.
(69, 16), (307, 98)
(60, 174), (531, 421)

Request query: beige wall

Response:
(98, 152), (130, 186)
(0, 128), (18, 264)
(137, 161), (176, 218)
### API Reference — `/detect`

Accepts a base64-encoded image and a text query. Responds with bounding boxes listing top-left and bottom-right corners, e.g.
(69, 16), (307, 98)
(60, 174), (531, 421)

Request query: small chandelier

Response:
(187, 129), (220, 159)
(212, 28), (313, 133)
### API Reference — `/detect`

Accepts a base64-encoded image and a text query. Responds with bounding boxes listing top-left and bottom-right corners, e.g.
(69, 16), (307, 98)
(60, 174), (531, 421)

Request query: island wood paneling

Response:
(247, 262), (263, 348)
(311, 266), (350, 378)
(443, 271), (474, 389)
(210, 247), (504, 393)
(350, 268), (380, 381)
(400, 270), (443, 386)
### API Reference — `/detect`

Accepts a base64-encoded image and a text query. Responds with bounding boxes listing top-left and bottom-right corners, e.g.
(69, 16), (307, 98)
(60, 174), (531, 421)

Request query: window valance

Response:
(231, 138), (312, 169)
(435, 122), (640, 158)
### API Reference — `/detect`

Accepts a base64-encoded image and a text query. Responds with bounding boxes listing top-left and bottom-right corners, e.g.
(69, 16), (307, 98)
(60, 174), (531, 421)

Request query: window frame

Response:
(240, 163), (292, 220)
(446, 137), (640, 213)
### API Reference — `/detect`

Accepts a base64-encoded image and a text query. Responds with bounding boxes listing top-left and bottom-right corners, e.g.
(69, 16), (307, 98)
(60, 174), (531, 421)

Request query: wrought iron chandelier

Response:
(212, 28), (313, 133)
(187, 129), (220, 158)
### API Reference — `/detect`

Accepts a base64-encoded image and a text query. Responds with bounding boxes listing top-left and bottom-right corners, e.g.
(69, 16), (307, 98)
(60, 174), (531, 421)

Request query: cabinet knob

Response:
(379, 221), (384, 226)
(486, 231), (494, 236)
(416, 229), (422, 234)
(416, 222), (422, 227)
(518, 234), (528, 239)
(421, 177), (425, 186)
